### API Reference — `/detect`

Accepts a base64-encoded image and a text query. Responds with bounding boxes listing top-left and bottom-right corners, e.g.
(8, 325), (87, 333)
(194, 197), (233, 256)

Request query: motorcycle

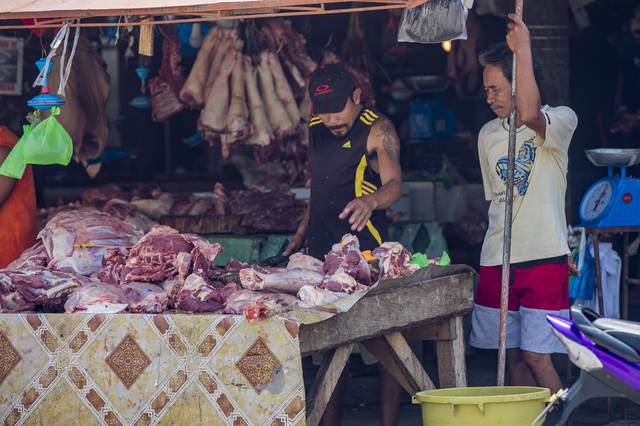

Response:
(536, 305), (640, 425)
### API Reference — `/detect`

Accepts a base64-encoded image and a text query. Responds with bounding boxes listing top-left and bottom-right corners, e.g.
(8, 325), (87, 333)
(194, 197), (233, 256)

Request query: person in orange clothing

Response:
(0, 125), (37, 268)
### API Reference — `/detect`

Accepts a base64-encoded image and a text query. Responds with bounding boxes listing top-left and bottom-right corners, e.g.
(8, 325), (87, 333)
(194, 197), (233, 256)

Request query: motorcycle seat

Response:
(593, 318), (640, 354)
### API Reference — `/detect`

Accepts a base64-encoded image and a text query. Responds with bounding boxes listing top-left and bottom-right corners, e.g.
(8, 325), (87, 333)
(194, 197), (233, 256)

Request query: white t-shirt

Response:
(478, 105), (578, 266)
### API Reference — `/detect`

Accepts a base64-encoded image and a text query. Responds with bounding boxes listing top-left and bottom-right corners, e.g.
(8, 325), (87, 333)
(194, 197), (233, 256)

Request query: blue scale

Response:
(579, 148), (640, 228)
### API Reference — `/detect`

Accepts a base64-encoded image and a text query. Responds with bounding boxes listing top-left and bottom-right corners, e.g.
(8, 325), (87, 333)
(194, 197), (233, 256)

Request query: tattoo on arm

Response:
(379, 120), (400, 164)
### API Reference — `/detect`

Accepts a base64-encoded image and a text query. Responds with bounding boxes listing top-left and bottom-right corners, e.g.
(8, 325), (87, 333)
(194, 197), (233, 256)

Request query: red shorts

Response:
(470, 256), (570, 353)
(475, 256), (569, 311)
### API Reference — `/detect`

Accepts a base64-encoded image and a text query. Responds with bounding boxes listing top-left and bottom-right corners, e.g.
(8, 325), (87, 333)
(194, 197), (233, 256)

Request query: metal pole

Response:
(497, 0), (524, 387)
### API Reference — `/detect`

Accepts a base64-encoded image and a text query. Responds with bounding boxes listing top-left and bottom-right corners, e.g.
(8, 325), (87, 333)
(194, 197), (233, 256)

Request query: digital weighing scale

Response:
(579, 148), (640, 228)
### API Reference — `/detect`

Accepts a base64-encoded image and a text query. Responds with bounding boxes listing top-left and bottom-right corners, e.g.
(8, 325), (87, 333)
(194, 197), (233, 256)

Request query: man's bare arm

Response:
(339, 118), (402, 232)
(368, 118), (402, 209)
(507, 13), (547, 137)
(283, 202), (310, 255)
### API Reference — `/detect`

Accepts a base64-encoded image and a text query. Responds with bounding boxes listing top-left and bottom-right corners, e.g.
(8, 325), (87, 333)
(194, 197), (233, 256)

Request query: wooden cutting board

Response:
(159, 214), (245, 234)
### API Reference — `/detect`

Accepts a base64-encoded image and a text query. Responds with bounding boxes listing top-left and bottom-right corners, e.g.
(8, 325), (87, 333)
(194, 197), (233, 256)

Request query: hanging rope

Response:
(32, 20), (80, 97)
(58, 21), (80, 96)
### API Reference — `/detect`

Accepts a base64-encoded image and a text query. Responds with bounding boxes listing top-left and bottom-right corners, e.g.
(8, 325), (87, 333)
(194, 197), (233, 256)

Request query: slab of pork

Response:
(286, 253), (324, 273)
(0, 267), (90, 311)
(38, 210), (143, 276)
(322, 234), (372, 286)
(122, 282), (168, 313)
(297, 285), (340, 307)
(64, 281), (129, 313)
(239, 268), (323, 294)
(175, 274), (237, 313)
(122, 225), (222, 284)
(372, 242), (419, 280)
(7, 242), (48, 270)
(320, 268), (359, 294)
(224, 289), (299, 321)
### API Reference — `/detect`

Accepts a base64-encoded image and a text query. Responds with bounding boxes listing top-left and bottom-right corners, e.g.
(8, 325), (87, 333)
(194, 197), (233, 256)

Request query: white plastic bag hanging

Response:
(398, 0), (468, 44)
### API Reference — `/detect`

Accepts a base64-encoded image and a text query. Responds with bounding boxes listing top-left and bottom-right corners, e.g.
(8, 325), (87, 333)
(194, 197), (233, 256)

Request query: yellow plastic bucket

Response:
(412, 386), (550, 425)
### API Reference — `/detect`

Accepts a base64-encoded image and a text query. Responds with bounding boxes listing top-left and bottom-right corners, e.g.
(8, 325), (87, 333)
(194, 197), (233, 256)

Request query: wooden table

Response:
(586, 226), (640, 319)
(298, 266), (475, 426)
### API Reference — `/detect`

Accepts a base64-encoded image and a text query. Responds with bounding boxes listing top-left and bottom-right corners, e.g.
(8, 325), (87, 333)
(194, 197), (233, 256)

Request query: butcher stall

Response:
(0, 266), (472, 426)
(0, 208), (473, 425)
(0, 1), (480, 425)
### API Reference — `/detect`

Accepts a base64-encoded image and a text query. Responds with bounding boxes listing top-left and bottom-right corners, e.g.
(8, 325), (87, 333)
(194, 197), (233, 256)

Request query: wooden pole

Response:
(497, 0), (524, 387)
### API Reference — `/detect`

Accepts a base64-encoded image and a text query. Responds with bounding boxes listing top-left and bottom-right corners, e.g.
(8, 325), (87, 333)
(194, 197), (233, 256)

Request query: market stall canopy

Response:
(0, 0), (428, 28)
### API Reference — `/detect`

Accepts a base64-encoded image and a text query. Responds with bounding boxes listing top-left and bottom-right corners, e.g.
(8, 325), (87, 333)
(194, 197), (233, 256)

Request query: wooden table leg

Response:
(623, 232), (630, 320)
(436, 315), (467, 388)
(362, 331), (435, 395)
(593, 231), (605, 315)
(306, 344), (354, 426)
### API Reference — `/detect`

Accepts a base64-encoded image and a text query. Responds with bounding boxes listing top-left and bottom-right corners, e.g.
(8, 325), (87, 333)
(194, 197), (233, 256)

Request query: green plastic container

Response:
(412, 386), (550, 425)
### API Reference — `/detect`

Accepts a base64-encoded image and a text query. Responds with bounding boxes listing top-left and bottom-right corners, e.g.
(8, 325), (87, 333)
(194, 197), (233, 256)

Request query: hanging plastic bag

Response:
(22, 107), (73, 166)
(569, 243), (595, 300)
(0, 123), (33, 179)
(398, 0), (468, 44)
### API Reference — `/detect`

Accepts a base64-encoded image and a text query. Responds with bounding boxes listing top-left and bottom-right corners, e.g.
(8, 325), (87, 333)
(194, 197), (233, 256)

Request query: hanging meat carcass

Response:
(198, 42), (242, 137)
(258, 52), (294, 138)
(266, 51), (301, 125)
(202, 29), (239, 101)
(244, 56), (273, 147)
(150, 33), (185, 122)
(227, 55), (250, 141)
(180, 26), (221, 107)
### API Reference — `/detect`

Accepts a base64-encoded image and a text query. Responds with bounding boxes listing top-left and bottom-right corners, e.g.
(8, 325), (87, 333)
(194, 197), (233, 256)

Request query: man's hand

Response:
(506, 13), (530, 54)
(339, 195), (377, 233)
(283, 232), (306, 256)
(568, 255), (580, 276)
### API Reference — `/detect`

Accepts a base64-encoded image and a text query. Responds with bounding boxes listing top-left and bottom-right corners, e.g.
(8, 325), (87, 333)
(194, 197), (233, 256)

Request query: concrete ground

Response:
(302, 322), (640, 426)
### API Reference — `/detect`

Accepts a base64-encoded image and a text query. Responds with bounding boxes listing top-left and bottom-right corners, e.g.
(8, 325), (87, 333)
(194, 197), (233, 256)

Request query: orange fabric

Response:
(0, 126), (37, 268)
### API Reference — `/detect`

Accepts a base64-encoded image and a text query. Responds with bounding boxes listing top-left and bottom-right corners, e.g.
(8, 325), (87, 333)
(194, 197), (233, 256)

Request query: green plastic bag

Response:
(22, 107), (72, 166)
(410, 250), (451, 268)
(410, 252), (428, 268)
(437, 250), (451, 266)
(0, 123), (33, 179)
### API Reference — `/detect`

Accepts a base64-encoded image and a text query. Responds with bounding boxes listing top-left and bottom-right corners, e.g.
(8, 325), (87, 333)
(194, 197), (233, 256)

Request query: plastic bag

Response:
(569, 245), (595, 300)
(398, 0), (468, 44)
(22, 107), (73, 166)
(0, 123), (33, 179)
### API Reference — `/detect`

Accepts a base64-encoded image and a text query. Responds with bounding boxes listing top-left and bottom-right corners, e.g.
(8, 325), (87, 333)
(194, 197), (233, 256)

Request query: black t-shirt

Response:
(308, 106), (389, 258)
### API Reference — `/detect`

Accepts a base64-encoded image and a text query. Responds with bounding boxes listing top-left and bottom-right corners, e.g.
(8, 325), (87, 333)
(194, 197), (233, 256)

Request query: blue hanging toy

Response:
(130, 67), (151, 109)
(26, 58), (65, 110)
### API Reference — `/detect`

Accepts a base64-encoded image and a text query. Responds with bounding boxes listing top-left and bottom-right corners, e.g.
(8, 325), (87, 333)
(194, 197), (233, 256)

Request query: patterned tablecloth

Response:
(0, 313), (306, 426)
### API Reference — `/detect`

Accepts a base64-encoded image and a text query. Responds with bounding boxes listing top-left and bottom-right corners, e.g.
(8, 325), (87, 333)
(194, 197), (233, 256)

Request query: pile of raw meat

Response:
(38, 183), (306, 234)
(2, 210), (419, 321)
